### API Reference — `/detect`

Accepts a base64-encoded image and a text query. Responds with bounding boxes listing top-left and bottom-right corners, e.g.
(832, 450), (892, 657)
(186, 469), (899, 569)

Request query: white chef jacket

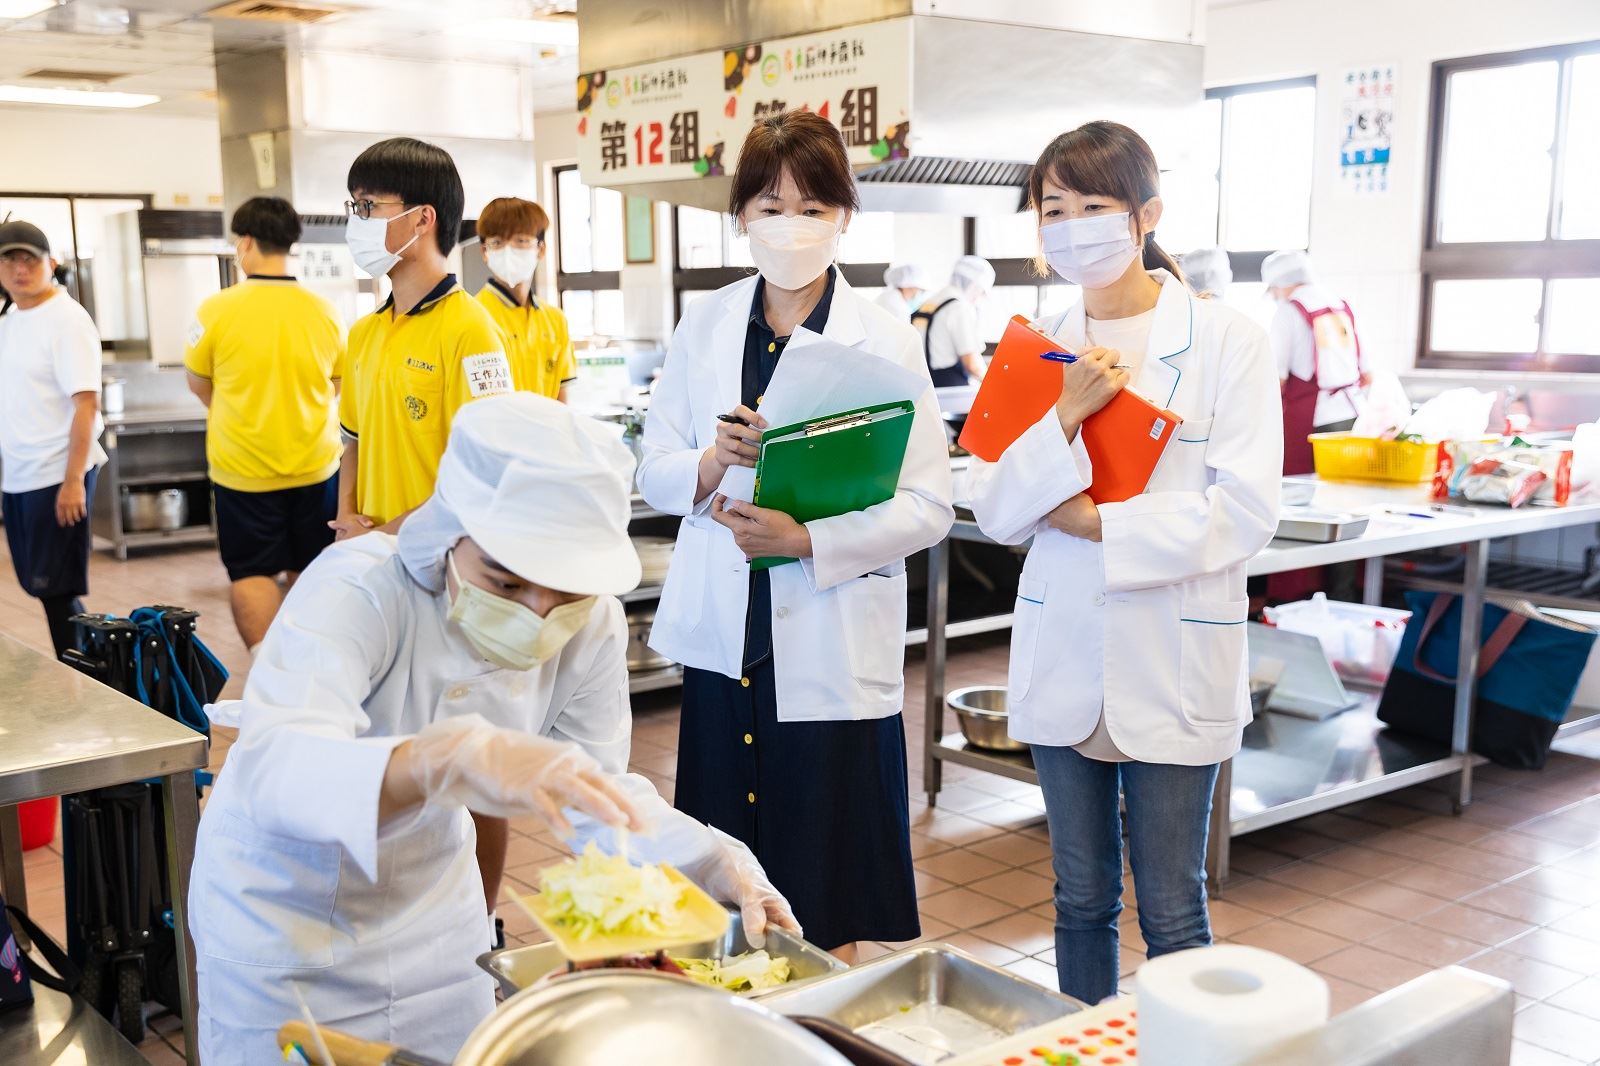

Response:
(874, 287), (913, 321)
(966, 271), (1282, 766)
(915, 285), (982, 373)
(189, 533), (716, 1065)
(637, 273), (954, 722)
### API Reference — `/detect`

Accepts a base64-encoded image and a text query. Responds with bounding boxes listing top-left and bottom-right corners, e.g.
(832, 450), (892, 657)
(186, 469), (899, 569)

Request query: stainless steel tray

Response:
(477, 908), (846, 999)
(1276, 509), (1371, 543)
(759, 944), (1082, 1062)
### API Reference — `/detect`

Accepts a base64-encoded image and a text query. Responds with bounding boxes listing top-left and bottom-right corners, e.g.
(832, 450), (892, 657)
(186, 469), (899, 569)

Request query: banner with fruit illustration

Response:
(576, 17), (912, 188)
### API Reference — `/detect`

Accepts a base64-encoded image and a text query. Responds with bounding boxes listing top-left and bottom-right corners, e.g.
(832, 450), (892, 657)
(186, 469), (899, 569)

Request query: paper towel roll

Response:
(1135, 944), (1329, 1066)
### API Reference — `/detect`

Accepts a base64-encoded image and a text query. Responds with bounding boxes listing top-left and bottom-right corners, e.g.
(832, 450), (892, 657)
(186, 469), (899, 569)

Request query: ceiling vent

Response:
(23, 68), (128, 84)
(205, 0), (344, 24)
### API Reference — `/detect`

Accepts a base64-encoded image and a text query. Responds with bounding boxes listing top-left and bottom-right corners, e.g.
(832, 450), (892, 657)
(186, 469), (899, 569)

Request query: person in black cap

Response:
(0, 220), (108, 658)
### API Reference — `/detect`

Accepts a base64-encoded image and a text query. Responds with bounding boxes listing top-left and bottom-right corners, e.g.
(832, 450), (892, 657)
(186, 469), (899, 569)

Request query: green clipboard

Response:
(748, 400), (917, 571)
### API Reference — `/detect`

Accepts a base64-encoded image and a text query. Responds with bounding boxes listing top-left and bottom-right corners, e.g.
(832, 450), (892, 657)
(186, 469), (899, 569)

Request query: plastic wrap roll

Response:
(1135, 945), (1328, 1066)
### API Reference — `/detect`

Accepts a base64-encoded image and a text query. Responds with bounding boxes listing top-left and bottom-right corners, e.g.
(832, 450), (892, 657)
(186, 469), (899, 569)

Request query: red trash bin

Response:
(18, 796), (57, 851)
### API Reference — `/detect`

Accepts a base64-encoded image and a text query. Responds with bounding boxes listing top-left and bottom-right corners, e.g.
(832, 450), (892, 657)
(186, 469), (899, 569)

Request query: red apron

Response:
(1280, 298), (1363, 476)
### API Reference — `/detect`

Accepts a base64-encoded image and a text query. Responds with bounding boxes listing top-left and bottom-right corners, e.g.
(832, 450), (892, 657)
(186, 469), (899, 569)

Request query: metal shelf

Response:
(628, 664), (682, 694)
(621, 584), (664, 605)
(935, 734), (1039, 785)
(114, 526), (216, 549)
(907, 612), (1013, 647)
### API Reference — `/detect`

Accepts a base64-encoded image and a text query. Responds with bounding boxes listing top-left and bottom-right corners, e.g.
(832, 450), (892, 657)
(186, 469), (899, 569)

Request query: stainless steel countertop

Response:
(0, 984), (149, 1065)
(103, 406), (207, 429)
(0, 634), (207, 806)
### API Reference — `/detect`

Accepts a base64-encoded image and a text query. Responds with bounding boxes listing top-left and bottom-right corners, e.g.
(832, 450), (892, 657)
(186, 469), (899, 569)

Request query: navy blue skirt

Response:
(675, 598), (921, 949)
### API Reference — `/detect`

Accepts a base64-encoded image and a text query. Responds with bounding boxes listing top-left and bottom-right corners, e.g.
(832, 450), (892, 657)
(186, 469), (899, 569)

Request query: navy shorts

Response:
(2, 468), (98, 601)
(213, 474), (337, 582)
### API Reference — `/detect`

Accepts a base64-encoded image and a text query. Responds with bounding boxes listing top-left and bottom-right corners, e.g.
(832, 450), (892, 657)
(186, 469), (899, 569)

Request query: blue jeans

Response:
(1031, 744), (1219, 1005)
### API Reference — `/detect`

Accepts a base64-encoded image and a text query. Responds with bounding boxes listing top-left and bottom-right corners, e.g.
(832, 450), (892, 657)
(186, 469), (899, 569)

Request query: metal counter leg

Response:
(924, 539), (950, 808)
(1453, 540), (1488, 815)
(160, 772), (202, 1066)
(1362, 555), (1385, 606)
(1205, 758), (1233, 896)
(0, 804), (28, 945)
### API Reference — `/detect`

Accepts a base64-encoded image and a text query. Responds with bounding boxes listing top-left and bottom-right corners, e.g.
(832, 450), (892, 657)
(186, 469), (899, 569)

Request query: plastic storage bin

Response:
(1264, 593), (1411, 686)
(1309, 433), (1441, 483)
(18, 795), (57, 850)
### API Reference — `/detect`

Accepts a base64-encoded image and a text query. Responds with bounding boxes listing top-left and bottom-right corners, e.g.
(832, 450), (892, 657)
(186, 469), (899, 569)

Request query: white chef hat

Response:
(1180, 246), (1233, 296)
(950, 255), (995, 297)
(397, 394), (641, 596)
(1261, 249), (1316, 289)
(883, 262), (930, 290)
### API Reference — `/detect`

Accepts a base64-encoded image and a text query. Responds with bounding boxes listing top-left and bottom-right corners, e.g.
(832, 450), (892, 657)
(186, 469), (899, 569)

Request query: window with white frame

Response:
(553, 164), (626, 338)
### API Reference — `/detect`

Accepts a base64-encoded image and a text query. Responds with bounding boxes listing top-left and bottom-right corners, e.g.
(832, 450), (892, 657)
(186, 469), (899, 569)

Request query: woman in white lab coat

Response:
(967, 121), (1281, 1005)
(639, 110), (954, 959)
(189, 395), (794, 1064)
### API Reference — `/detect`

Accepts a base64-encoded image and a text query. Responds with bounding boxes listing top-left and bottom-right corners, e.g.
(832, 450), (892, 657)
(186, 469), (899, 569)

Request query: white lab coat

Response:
(638, 273), (955, 722)
(189, 534), (716, 1064)
(874, 287), (913, 320)
(967, 272), (1282, 765)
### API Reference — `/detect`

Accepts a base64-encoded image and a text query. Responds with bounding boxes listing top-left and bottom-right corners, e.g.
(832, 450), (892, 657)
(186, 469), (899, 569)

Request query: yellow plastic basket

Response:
(1309, 433), (1440, 483)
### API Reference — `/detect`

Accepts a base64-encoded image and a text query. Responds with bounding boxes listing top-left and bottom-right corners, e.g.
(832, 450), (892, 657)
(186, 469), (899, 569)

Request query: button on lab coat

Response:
(638, 274), (955, 722)
(188, 534), (716, 1064)
(966, 272), (1282, 765)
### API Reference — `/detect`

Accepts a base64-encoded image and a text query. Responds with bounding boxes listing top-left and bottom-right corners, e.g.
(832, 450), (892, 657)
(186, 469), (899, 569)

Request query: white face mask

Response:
(745, 214), (841, 290)
(1041, 211), (1141, 289)
(486, 246), (540, 288)
(345, 205), (421, 279)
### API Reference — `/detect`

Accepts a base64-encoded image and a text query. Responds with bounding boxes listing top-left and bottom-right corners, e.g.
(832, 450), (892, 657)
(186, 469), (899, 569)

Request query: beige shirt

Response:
(1073, 307), (1155, 762)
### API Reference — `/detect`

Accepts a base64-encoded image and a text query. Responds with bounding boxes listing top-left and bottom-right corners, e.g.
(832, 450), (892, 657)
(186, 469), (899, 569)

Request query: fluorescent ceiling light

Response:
(448, 17), (577, 47)
(0, 0), (54, 18)
(0, 85), (159, 108)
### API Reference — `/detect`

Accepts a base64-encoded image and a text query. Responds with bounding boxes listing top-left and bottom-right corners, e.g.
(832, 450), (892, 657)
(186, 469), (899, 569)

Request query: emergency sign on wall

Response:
(575, 18), (913, 188)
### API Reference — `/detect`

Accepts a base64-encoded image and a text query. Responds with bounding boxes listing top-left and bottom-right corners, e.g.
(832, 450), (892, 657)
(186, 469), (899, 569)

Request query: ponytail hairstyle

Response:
(1025, 120), (1185, 284)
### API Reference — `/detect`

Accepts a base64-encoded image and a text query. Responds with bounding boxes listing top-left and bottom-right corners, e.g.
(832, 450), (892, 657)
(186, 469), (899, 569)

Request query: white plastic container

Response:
(1263, 592), (1411, 686)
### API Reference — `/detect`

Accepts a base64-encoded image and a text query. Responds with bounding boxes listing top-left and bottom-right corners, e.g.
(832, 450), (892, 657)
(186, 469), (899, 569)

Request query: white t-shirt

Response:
(0, 289), (108, 493)
(1269, 283), (1365, 427)
(1074, 306), (1157, 763)
(915, 286), (982, 372)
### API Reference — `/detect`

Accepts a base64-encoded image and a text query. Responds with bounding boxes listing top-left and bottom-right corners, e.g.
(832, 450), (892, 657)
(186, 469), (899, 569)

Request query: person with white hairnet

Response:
(1262, 249), (1369, 474)
(874, 261), (930, 320)
(1179, 246), (1232, 298)
(912, 254), (994, 386)
(187, 394), (797, 1065)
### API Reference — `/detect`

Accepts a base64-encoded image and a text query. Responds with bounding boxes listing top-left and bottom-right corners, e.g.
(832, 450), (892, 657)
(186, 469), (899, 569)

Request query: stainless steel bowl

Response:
(454, 971), (854, 1066)
(948, 686), (1027, 753)
(121, 488), (187, 532)
(478, 907), (847, 1000)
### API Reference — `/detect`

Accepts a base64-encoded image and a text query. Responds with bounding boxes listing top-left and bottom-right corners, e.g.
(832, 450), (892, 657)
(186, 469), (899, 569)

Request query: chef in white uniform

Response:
(189, 394), (795, 1064)
(873, 262), (930, 320)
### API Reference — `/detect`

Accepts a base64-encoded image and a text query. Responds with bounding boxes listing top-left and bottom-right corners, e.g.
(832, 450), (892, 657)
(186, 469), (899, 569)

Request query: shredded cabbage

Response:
(673, 951), (793, 991)
(538, 844), (687, 941)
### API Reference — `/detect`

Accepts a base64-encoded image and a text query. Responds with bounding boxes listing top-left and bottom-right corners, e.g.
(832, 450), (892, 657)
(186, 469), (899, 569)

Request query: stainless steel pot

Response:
(122, 488), (187, 532)
(456, 971), (854, 1066)
(101, 378), (126, 415)
(948, 686), (1027, 753)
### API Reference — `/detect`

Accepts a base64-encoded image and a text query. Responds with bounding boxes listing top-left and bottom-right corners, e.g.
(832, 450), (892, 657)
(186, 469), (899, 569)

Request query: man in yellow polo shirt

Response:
(185, 196), (343, 654)
(333, 137), (514, 538)
(474, 197), (576, 401)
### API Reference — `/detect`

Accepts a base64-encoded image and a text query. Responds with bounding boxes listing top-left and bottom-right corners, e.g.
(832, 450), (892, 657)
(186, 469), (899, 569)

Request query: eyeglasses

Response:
(344, 199), (408, 221)
(482, 236), (545, 251)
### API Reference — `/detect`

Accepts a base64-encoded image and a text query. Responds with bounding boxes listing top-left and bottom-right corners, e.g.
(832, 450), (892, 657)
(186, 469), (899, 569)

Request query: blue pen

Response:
(1040, 351), (1133, 369)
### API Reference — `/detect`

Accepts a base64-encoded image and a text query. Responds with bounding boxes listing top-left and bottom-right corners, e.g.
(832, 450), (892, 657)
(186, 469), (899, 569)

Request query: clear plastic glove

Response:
(405, 715), (646, 837)
(679, 828), (800, 948)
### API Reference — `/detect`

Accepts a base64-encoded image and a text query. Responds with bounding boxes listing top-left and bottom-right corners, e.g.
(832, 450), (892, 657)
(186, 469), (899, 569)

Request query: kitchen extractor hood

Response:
(574, 1), (1204, 214)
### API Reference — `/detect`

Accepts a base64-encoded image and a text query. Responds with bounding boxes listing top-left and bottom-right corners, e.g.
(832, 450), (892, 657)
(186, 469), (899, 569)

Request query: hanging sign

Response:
(576, 18), (913, 188)
(1339, 64), (1396, 195)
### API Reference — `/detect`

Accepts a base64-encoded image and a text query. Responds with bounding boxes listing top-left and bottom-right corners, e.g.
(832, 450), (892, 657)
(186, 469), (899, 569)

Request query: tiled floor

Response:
(8, 544), (1600, 1065)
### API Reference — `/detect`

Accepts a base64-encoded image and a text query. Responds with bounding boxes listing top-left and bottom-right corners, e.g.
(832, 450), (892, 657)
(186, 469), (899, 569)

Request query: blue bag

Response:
(1377, 590), (1596, 769)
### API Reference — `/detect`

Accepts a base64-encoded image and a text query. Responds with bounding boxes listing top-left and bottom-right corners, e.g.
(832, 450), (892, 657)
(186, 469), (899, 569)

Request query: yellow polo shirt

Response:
(337, 275), (514, 524)
(475, 279), (577, 400)
(183, 276), (344, 492)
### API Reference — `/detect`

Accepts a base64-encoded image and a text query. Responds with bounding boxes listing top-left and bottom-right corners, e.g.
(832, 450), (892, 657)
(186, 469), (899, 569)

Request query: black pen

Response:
(718, 413), (751, 427)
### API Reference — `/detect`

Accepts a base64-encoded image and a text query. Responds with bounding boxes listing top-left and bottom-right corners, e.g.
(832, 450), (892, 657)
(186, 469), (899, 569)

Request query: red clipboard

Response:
(958, 315), (1183, 504)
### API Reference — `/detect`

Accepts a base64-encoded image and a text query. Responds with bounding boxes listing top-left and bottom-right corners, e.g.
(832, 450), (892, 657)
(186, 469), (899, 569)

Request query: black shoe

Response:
(492, 916), (506, 952)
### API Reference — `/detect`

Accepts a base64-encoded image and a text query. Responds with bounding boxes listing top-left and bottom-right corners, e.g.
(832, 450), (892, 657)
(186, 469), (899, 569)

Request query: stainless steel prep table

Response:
(0, 634), (208, 1065)
(0, 984), (153, 1065)
(94, 406), (215, 560)
(921, 479), (1600, 885)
